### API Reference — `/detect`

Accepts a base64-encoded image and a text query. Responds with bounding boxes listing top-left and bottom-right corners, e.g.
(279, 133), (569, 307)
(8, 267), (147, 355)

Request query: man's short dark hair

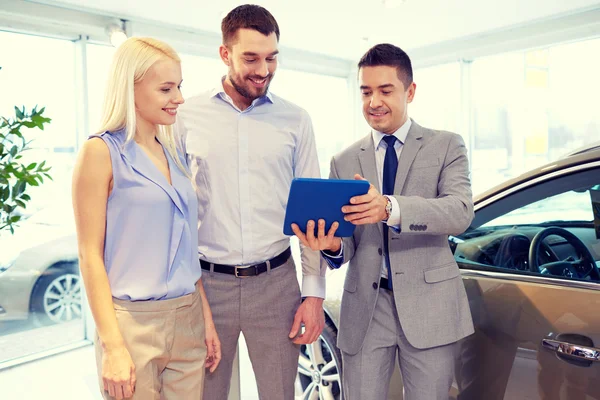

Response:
(358, 44), (413, 88)
(221, 4), (280, 45)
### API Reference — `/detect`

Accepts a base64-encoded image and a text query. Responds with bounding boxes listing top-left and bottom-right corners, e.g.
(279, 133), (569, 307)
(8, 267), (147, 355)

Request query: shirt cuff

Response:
(321, 241), (343, 258)
(302, 275), (326, 298)
(321, 241), (343, 269)
(385, 195), (401, 229)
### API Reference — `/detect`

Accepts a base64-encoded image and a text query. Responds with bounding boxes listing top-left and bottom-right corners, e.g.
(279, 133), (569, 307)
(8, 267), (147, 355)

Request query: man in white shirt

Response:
(176, 5), (326, 399)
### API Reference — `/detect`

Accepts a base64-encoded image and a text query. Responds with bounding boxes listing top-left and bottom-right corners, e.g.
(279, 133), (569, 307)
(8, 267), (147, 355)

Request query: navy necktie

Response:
(382, 135), (398, 290)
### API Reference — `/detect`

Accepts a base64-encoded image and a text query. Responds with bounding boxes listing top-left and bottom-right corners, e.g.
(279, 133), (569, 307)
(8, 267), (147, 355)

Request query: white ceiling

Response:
(35, 0), (600, 59)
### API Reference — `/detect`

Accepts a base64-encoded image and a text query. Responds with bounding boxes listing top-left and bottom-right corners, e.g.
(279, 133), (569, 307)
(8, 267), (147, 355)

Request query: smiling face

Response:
(220, 28), (278, 109)
(134, 58), (184, 132)
(359, 65), (416, 134)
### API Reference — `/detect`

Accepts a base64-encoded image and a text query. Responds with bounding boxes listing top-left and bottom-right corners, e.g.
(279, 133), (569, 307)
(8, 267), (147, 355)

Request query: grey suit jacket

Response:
(331, 121), (475, 355)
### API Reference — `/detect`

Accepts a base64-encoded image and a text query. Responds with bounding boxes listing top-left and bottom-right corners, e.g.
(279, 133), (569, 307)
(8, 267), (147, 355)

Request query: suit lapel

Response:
(358, 134), (380, 193)
(357, 134), (383, 238)
(394, 122), (423, 195)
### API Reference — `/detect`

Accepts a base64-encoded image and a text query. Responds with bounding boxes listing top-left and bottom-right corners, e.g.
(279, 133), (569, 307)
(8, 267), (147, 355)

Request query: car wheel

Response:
(295, 319), (343, 400)
(30, 262), (82, 325)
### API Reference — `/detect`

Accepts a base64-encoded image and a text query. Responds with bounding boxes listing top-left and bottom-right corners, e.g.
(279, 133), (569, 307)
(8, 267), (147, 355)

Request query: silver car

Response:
(0, 205), (81, 326)
(295, 143), (600, 399)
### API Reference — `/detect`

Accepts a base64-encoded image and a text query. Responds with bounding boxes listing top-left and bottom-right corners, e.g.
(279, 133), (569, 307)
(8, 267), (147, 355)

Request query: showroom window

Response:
(411, 62), (461, 134)
(0, 30), (85, 366)
(547, 38), (600, 160)
(87, 43), (115, 135)
(270, 68), (353, 178)
(178, 54), (226, 99)
(470, 37), (600, 194)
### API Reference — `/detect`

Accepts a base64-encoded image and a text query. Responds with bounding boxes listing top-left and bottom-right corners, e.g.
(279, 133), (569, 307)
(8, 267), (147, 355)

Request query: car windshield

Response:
(453, 178), (600, 277)
(483, 188), (596, 227)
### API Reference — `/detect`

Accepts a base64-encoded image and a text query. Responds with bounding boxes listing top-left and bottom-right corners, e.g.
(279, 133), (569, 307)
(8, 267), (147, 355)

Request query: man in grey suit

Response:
(292, 43), (475, 399)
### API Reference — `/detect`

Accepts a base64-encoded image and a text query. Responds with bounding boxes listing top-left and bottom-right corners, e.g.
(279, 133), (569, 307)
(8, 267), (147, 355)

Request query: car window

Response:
(484, 189), (594, 227)
(454, 171), (600, 284)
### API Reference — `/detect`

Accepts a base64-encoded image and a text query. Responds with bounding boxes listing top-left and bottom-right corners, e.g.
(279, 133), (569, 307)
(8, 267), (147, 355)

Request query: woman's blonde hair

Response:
(97, 36), (187, 174)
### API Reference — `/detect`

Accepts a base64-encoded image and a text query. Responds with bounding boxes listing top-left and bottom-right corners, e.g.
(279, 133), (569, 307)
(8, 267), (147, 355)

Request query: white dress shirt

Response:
(323, 118), (412, 278)
(175, 80), (326, 298)
(373, 118), (411, 278)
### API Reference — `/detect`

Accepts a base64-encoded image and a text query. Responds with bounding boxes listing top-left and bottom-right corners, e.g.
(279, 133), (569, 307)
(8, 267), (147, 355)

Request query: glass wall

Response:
(411, 62), (461, 134)
(178, 54), (225, 98)
(1, 9), (599, 372)
(0, 30), (84, 365)
(470, 37), (600, 194)
(87, 43), (115, 135)
(547, 39), (600, 158)
(270, 68), (353, 178)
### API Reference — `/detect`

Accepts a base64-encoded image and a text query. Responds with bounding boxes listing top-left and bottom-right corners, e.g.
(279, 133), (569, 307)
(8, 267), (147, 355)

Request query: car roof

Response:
(564, 141), (600, 157)
(474, 143), (600, 205)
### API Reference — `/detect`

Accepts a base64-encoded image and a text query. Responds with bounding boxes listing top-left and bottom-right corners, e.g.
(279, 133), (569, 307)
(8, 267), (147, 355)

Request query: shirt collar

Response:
(372, 118), (412, 149)
(210, 76), (274, 107)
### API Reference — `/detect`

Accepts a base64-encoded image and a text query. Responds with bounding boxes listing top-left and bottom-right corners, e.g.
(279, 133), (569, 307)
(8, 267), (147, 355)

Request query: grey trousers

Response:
(342, 288), (456, 400)
(202, 258), (301, 400)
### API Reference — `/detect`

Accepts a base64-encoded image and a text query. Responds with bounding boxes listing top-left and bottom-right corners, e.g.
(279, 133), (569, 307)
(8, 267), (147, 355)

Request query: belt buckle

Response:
(234, 265), (255, 278)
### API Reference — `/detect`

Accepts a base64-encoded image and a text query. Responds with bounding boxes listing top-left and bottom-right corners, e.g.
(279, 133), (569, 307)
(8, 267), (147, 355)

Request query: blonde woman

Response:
(72, 37), (220, 400)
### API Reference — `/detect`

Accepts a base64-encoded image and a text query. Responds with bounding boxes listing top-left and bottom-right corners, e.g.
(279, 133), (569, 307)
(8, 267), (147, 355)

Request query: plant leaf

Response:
(13, 180), (26, 196)
(15, 106), (24, 120)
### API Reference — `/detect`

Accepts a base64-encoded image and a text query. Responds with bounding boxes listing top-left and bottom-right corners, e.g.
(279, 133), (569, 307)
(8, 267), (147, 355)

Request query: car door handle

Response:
(542, 338), (600, 362)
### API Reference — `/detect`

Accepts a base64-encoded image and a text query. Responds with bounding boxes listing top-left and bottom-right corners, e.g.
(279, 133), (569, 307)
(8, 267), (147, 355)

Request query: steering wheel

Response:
(528, 227), (599, 280)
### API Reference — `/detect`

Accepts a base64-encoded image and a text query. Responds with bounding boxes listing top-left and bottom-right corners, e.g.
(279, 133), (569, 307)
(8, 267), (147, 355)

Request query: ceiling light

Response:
(382, 0), (407, 8)
(105, 21), (127, 47)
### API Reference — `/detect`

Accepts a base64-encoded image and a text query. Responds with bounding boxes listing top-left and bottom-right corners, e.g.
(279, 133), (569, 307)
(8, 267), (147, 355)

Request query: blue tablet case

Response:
(283, 178), (370, 237)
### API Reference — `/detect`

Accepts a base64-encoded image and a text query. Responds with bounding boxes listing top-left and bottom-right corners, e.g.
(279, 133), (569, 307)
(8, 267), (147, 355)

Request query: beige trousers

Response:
(95, 288), (207, 399)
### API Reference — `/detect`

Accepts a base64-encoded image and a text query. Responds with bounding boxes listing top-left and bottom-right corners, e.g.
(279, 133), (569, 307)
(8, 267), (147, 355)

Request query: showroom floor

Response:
(0, 335), (259, 400)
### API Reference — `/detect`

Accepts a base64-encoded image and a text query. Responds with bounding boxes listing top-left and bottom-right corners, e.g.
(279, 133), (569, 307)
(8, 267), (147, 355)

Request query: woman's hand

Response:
(101, 344), (136, 399)
(204, 320), (222, 373)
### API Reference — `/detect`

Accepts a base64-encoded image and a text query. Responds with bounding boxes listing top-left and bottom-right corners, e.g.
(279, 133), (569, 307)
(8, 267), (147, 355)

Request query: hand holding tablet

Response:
(283, 178), (370, 238)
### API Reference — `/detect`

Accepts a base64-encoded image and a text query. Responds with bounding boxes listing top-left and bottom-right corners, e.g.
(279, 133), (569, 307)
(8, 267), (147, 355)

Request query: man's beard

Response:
(229, 73), (271, 101)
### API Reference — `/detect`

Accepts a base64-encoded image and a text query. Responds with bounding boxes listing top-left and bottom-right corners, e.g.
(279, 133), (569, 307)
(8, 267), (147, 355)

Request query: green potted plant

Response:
(1, 67), (52, 233)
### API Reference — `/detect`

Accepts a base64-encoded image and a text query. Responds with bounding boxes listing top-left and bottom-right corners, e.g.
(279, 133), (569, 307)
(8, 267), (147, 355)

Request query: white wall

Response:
(31, 0), (600, 59)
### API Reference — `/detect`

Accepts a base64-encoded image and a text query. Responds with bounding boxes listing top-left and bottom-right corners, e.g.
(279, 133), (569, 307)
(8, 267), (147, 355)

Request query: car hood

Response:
(0, 223), (74, 265)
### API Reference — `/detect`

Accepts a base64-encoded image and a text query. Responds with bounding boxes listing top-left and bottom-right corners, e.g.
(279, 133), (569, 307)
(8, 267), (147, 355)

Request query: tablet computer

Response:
(283, 178), (370, 237)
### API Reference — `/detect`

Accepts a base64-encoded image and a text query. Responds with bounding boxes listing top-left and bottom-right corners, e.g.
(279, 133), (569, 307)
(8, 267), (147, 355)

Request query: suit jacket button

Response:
(372, 282), (378, 289)
(378, 248), (383, 256)
(423, 225), (427, 230)
(409, 224), (415, 230)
